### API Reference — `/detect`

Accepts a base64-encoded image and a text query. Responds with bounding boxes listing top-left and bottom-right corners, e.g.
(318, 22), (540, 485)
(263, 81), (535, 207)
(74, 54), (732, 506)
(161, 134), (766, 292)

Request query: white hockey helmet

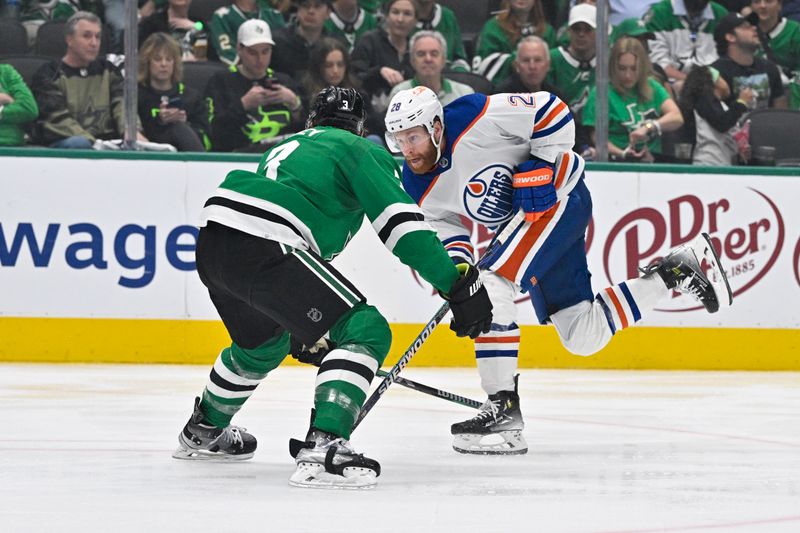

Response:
(384, 86), (444, 157)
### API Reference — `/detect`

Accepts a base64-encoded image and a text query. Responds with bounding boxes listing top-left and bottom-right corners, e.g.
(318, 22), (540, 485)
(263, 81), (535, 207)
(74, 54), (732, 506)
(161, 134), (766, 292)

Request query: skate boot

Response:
(172, 397), (257, 461)
(641, 232), (733, 313)
(451, 375), (527, 455)
(288, 429), (381, 489)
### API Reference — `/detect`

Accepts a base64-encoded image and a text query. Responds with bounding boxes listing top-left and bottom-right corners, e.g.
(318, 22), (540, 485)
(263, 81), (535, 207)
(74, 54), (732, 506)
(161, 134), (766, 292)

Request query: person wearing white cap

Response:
(209, 0), (286, 65)
(547, 2), (598, 150)
(204, 19), (305, 152)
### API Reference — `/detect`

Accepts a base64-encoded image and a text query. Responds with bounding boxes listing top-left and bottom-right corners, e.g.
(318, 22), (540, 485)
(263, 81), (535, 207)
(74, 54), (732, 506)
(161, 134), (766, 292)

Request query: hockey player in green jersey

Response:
(173, 87), (493, 489)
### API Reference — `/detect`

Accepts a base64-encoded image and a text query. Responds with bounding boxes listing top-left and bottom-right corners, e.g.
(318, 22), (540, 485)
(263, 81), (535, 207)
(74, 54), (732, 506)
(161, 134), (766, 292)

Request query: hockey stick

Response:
(375, 369), (483, 410)
(352, 210), (525, 432)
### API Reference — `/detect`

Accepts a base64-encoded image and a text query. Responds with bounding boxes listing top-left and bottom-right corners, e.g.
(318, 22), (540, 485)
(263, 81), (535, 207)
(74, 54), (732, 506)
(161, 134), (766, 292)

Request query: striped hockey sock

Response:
(475, 323), (520, 394)
(595, 276), (668, 334)
(313, 345), (379, 440)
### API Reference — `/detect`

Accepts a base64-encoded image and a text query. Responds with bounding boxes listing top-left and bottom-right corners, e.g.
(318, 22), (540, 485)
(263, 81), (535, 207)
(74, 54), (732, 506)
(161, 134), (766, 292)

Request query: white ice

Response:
(1, 363), (799, 533)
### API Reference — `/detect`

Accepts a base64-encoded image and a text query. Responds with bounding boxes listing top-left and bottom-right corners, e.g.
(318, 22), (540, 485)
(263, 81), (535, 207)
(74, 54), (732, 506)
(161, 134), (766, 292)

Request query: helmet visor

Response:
(384, 127), (432, 154)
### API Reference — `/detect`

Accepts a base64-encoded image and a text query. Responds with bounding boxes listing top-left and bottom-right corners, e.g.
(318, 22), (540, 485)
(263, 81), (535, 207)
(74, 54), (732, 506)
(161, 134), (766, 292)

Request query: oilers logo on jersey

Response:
(463, 164), (515, 225)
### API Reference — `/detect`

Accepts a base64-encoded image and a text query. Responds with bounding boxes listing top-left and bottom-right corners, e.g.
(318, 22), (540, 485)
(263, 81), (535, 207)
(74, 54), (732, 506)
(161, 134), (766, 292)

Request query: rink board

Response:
(1, 150), (799, 369)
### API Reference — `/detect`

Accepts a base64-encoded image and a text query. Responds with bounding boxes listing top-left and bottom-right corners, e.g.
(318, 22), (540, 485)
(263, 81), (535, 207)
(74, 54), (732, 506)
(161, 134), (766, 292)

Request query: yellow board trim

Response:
(1, 318), (798, 370)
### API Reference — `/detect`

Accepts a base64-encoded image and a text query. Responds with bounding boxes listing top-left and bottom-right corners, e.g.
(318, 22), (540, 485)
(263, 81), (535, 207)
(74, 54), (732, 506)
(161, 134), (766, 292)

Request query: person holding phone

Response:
(205, 19), (305, 152)
(137, 32), (208, 151)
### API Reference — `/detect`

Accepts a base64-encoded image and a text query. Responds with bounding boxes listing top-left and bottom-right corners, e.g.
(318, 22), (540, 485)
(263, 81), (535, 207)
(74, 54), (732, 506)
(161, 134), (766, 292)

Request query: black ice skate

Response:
(641, 232), (733, 313)
(451, 375), (527, 455)
(289, 429), (380, 489)
(172, 397), (257, 461)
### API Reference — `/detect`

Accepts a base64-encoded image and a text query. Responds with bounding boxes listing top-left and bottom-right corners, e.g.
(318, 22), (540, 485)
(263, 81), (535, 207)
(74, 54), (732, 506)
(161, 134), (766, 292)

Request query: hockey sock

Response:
(200, 333), (290, 428)
(595, 276), (668, 333)
(475, 323), (520, 394)
(313, 344), (379, 440)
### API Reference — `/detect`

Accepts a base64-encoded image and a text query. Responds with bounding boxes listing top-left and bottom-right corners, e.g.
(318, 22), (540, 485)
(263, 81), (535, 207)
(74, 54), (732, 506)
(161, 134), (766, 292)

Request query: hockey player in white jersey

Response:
(384, 86), (733, 455)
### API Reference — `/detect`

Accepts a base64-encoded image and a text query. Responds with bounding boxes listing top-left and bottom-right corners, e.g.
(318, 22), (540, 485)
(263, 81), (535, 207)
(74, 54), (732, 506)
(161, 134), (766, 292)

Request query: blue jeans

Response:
(50, 136), (93, 149)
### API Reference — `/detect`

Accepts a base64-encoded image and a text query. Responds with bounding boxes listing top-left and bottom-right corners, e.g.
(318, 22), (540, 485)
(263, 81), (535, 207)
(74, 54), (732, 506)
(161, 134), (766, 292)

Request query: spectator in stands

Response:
(210, 0), (286, 64)
(553, 0), (595, 48)
(271, 0), (346, 80)
(205, 19), (303, 151)
(358, 0), (386, 15)
(32, 11), (146, 149)
(389, 30), (472, 105)
(302, 37), (361, 101)
(137, 33), (207, 152)
(414, 0), (470, 71)
(139, 0), (204, 60)
(679, 64), (755, 164)
(325, 0), (378, 52)
(16, 0), (105, 49)
(474, 0), (556, 85)
(644, 0), (729, 89)
(611, 18), (656, 45)
(548, 2), (597, 150)
(584, 37), (684, 162)
(301, 36), (380, 136)
(0, 62), (39, 147)
(495, 36), (560, 95)
(712, 11), (788, 107)
(610, 0), (661, 25)
(752, 0), (800, 79)
(350, 0), (416, 119)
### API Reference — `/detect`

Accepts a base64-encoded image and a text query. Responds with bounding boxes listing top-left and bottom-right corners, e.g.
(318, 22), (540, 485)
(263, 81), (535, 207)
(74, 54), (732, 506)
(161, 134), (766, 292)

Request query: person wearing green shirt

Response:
(473, 0), (556, 85)
(325, 0), (378, 51)
(0, 63), (39, 147)
(172, 87), (493, 489)
(413, 0), (470, 71)
(583, 37), (684, 161)
(547, 3), (598, 149)
(752, 0), (800, 82)
(210, 0), (286, 64)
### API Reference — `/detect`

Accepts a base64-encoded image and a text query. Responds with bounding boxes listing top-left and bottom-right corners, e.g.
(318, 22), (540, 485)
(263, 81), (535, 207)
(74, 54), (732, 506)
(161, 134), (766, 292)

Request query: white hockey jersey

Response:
(401, 92), (586, 264)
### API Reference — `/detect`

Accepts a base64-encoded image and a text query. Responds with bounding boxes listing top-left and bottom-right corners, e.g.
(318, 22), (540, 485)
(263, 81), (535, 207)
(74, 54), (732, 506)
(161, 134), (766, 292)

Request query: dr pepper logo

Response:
(602, 188), (784, 311)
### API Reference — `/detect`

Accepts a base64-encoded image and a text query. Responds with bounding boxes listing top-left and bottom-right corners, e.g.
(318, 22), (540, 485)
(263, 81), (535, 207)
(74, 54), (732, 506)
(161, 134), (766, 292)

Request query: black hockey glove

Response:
(289, 336), (336, 367)
(440, 264), (493, 339)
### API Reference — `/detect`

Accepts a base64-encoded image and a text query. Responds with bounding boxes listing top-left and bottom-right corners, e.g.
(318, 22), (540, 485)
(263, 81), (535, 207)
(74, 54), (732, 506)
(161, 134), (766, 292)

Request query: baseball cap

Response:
(568, 3), (597, 29)
(611, 18), (655, 43)
(237, 19), (275, 47)
(713, 12), (759, 46)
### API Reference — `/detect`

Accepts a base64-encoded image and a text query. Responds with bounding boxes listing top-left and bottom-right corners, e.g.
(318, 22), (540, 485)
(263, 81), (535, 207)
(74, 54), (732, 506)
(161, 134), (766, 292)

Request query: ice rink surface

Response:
(1, 363), (799, 533)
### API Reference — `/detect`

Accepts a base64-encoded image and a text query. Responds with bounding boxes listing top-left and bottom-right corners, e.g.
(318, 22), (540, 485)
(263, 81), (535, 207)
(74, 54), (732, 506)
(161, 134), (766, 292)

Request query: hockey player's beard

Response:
(406, 136), (444, 175)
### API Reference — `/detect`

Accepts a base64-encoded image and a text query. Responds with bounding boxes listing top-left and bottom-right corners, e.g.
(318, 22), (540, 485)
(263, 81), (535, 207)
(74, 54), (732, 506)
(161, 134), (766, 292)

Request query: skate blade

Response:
(453, 431), (528, 455)
(697, 232), (733, 309)
(172, 446), (254, 461)
(288, 463), (377, 490)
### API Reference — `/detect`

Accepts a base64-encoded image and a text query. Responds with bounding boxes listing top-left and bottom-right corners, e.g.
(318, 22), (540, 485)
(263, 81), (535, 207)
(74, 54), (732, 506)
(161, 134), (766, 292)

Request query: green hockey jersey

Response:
(324, 6), (378, 52)
(547, 46), (595, 124)
(473, 17), (556, 84)
(199, 126), (459, 292)
(759, 17), (800, 75)
(210, 1), (286, 64)
(415, 3), (470, 72)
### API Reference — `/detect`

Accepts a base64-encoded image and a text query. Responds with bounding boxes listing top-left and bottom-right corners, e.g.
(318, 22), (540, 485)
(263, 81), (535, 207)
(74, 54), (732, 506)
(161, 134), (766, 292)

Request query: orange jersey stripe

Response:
(453, 97), (490, 151)
(495, 205), (558, 281)
(604, 287), (629, 329)
(475, 336), (521, 343)
(418, 174), (440, 206)
(554, 151), (570, 189)
(533, 101), (567, 132)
